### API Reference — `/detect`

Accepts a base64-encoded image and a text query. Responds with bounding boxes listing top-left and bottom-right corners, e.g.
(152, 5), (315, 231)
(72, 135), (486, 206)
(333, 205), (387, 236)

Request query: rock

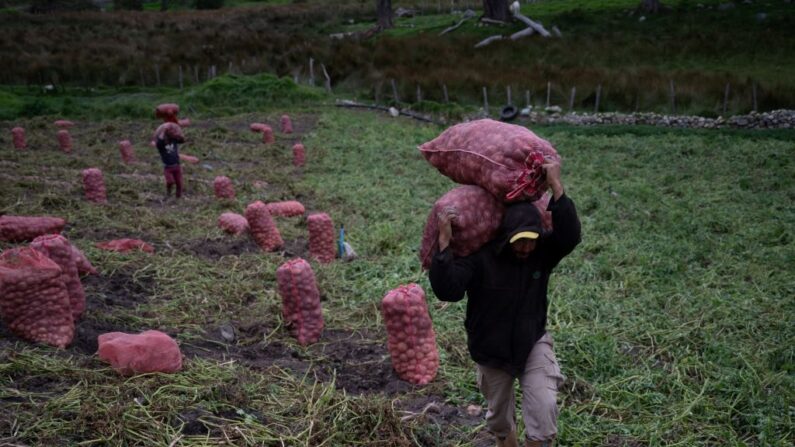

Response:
(520, 107), (531, 116)
(219, 324), (236, 343)
(545, 105), (562, 114)
(388, 107), (400, 117)
(638, 15), (646, 22)
(466, 404), (483, 417)
(395, 7), (416, 18)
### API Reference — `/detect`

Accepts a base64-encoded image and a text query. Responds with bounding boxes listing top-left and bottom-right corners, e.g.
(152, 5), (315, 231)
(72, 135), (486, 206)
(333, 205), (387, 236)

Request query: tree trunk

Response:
(376, 0), (393, 30)
(637, 0), (663, 14)
(483, 0), (510, 22)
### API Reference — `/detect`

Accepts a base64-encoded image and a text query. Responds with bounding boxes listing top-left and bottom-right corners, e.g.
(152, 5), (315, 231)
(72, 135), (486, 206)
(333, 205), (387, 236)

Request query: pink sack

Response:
(419, 119), (560, 202)
(95, 239), (155, 254)
(419, 185), (505, 270)
(266, 201), (305, 217)
(98, 330), (182, 375)
(261, 125), (274, 144)
(11, 127), (26, 150)
(0, 247), (74, 348)
(119, 140), (135, 164)
(154, 122), (185, 142)
(245, 201), (283, 251)
(155, 103), (179, 121)
(54, 120), (75, 128)
(381, 284), (439, 385)
(57, 130), (72, 153)
(218, 212), (249, 235)
(280, 114), (293, 134)
(213, 176), (235, 200)
(82, 168), (108, 203)
(178, 118), (191, 127)
(292, 143), (305, 167)
(249, 123), (266, 132)
(276, 258), (324, 346)
(0, 215), (66, 242)
(70, 244), (97, 275)
(307, 213), (335, 263)
(179, 153), (199, 164)
(31, 234), (86, 320)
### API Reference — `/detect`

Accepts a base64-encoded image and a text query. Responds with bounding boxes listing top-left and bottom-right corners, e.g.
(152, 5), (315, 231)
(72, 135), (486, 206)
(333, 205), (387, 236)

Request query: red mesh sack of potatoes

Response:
(57, 130), (72, 153)
(98, 330), (182, 375)
(155, 103), (179, 121)
(419, 185), (505, 270)
(293, 143), (305, 167)
(82, 168), (108, 203)
(266, 201), (305, 217)
(11, 127), (26, 150)
(119, 140), (135, 164)
(213, 176), (235, 200)
(95, 239), (155, 254)
(179, 153), (199, 164)
(307, 213), (335, 263)
(419, 119), (560, 202)
(70, 244), (97, 275)
(54, 120), (75, 128)
(280, 114), (293, 134)
(276, 258), (324, 345)
(218, 212), (249, 235)
(245, 201), (283, 251)
(155, 122), (185, 142)
(0, 247), (74, 348)
(31, 234), (86, 320)
(381, 283), (439, 385)
(249, 123), (266, 132)
(261, 125), (275, 144)
(178, 118), (191, 127)
(0, 215), (66, 242)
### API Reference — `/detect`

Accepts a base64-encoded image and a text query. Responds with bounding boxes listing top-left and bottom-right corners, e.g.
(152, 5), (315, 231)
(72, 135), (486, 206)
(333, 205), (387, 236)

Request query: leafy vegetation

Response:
(0, 94), (792, 444)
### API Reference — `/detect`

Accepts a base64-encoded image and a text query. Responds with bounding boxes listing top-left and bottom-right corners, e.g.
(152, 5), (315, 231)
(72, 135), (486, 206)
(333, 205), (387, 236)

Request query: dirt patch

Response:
(177, 236), (261, 260)
(281, 237), (309, 259)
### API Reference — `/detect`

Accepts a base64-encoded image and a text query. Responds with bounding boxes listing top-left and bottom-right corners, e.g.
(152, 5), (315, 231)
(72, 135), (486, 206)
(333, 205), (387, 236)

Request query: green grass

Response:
(0, 101), (793, 445)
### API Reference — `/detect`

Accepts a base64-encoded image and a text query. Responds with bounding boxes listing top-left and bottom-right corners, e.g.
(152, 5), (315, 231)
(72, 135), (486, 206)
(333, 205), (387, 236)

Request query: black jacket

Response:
(155, 137), (181, 167)
(429, 194), (581, 377)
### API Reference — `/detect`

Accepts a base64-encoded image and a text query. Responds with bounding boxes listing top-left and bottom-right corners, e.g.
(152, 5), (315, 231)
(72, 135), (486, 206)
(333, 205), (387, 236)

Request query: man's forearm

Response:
(549, 179), (564, 201)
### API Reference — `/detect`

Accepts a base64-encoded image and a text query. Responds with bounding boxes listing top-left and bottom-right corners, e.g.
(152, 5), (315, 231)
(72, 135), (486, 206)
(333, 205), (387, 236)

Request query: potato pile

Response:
(0, 215), (66, 243)
(276, 258), (324, 346)
(81, 168), (107, 203)
(260, 125), (275, 144)
(245, 201), (283, 251)
(0, 247), (74, 348)
(118, 140), (135, 164)
(11, 127), (25, 150)
(266, 200), (305, 217)
(57, 130), (72, 153)
(307, 213), (335, 263)
(31, 234), (86, 320)
(281, 114), (293, 134)
(292, 143), (305, 167)
(213, 176), (235, 200)
(419, 119), (560, 202)
(419, 185), (505, 270)
(98, 330), (183, 375)
(54, 120), (75, 128)
(218, 212), (249, 235)
(381, 284), (439, 385)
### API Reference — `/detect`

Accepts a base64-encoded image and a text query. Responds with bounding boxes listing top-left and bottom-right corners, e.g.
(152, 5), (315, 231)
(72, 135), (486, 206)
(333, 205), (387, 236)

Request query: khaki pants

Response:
(476, 332), (565, 442)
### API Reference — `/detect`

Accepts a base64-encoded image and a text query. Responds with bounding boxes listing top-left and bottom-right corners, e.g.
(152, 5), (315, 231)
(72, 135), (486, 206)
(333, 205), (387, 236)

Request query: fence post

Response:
(546, 81), (551, 108)
(193, 65), (199, 84)
(374, 83), (381, 104)
(391, 79), (400, 103)
(483, 86), (489, 116)
(569, 86), (576, 111)
(416, 84), (422, 103)
(321, 64), (332, 93)
(723, 82), (730, 116)
(443, 84), (449, 103)
(669, 79), (676, 114)
(594, 84), (601, 113)
(154, 64), (161, 86)
(506, 85), (512, 106)
(309, 57), (315, 86)
(525, 90), (530, 108)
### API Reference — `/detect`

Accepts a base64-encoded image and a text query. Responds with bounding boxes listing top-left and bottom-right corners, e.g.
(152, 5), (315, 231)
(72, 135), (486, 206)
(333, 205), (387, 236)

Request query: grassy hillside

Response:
(0, 0), (793, 114)
(0, 99), (792, 445)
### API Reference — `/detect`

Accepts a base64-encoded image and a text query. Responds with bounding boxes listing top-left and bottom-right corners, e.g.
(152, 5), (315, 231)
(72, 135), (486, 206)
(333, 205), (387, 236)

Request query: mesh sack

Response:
(245, 201), (283, 251)
(54, 120), (75, 128)
(98, 330), (183, 375)
(266, 201), (305, 217)
(155, 103), (180, 120)
(381, 283), (439, 385)
(307, 213), (335, 263)
(82, 168), (107, 203)
(119, 140), (135, 164)
(11, 127), (26, 150)
(213, 176), (235, 200)
(276, 258), (324, 346)
(218, 212), (249, 235)
(292, 143), (305, 167)
(57, 130), (72, 153)
(0, 247), (74, 348)
(280, 115), (293, 134)
(261, 125), (275, 144)
(95, 239), (155, 254)
(0, 215), (66, 243)
(31, 234), (86, 320)
(70, 244), (97, 275)
(154, 122), (185, 142)
(419, 119), (560, 202)
(250, 123), (266, 132)
(419, 185), (505, 270)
